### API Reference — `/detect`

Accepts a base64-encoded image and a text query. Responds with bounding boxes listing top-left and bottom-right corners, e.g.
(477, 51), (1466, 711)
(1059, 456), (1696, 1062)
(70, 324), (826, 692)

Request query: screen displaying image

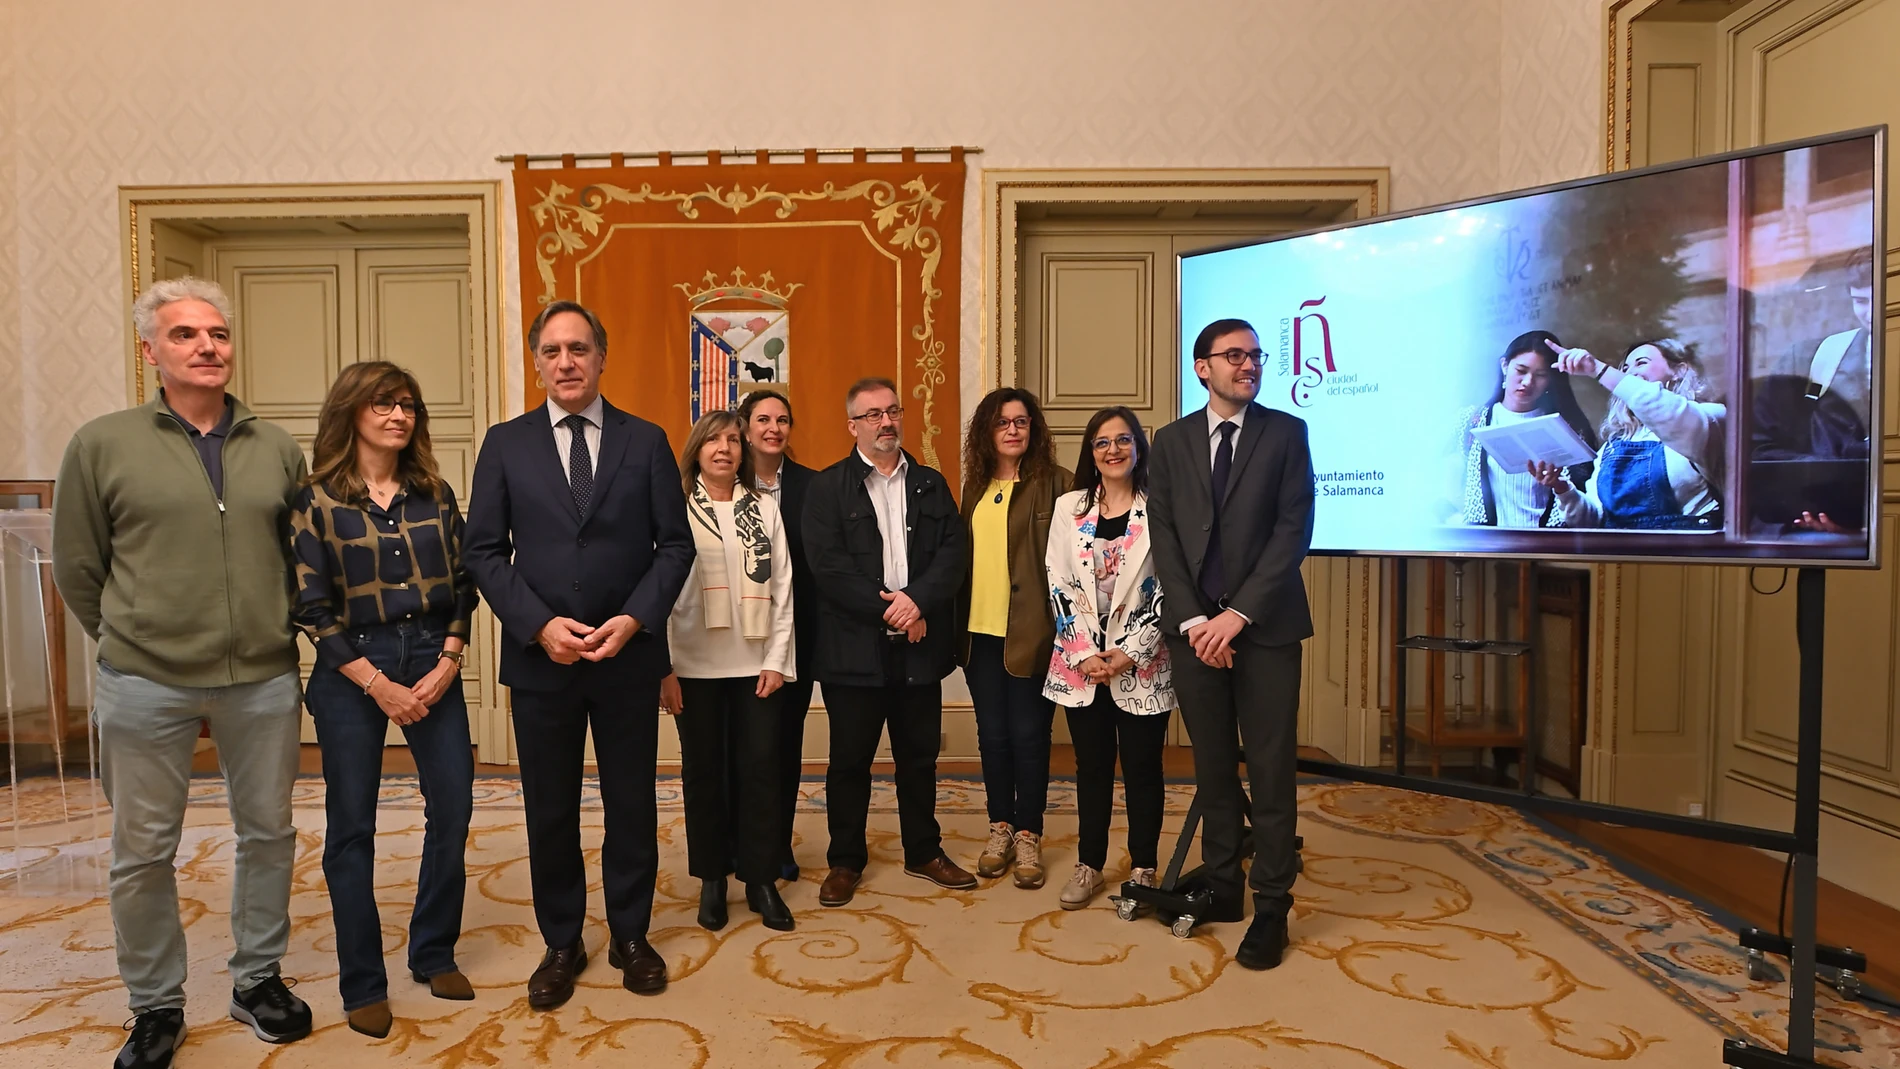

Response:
(1179, 129), (1885, 565)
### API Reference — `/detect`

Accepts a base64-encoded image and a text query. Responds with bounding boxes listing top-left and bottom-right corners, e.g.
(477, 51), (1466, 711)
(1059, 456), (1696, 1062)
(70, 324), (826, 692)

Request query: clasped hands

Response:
(1186, 609), (1247, 669)
(1077, 648), (1135, 685)
(538, 614), (641, 665)
(879, 589), (927, 643)
(366, 652), (461, 726)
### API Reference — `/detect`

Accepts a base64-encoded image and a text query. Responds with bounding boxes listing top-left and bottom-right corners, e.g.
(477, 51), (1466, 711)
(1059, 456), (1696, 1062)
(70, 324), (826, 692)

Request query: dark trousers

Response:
(1066, 690), (1169, 872)
(824, 681), (943, 871)
(963, 634), (1055, 834)
(774, 677), (816, 869)
(511, 668), (662, 947)
(305, 619), (473, 1012)
(1165, 637), (1301, 920)
(675, 676), (783, 885)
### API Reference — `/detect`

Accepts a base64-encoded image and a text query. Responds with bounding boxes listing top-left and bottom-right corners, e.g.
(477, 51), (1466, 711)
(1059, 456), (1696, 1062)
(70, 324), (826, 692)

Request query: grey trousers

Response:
(94, 662), (302, 1012)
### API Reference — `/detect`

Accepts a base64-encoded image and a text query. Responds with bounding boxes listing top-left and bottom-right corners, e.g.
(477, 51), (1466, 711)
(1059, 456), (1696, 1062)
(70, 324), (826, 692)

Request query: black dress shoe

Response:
(698, 876), (729, 931)
(746, 881), (795, 931)
(1234, 914), (1290, 971)
(607, 936), (668, 994)
(527, 943), (587, 1009)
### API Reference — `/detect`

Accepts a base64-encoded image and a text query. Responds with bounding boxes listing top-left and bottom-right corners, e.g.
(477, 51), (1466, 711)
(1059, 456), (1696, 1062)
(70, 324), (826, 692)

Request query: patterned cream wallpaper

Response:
(0, 0), (1604, 475)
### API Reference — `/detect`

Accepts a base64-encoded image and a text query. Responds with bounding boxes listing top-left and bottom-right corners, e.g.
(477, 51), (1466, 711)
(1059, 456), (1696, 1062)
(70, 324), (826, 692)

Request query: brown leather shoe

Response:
(346, 1000), (392, 1038)
(411, 968), (475, 1001)
(818, 866), (861, 907)
(527, 942), (586, 1009)
(606, 936), (668, 994)
(904, 854), (978, 890)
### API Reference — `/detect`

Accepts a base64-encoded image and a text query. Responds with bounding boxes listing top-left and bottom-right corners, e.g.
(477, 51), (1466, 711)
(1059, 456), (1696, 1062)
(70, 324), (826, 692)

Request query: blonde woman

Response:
(291, 362), (477, 1038)
(660, 410), (797, 932)
(1043, 406), (1174, 909)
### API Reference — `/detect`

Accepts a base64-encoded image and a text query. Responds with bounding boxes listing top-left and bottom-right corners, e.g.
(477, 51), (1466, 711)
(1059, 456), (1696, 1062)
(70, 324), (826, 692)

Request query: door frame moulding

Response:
(118, 181), (504, 418)
(981, 168), (1389, 395)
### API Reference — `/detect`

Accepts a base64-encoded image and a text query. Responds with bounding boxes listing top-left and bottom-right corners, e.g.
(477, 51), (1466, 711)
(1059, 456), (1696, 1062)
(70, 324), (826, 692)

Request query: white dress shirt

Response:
(859, 449), (909, 592)
(1182, 404), (1252, 635)
(546, 395), (604, 482)
(753, 465), (783, 506)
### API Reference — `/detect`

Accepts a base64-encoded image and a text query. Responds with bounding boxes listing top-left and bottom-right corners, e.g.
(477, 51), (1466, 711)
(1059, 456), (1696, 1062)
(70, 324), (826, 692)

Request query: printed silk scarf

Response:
(687, 479), (773, 639)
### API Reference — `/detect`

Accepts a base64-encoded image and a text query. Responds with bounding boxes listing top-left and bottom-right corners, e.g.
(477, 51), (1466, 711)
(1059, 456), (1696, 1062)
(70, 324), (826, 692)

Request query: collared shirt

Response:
(546, 395), (604, 482)
(1206, 403), (1246, 465)
(754, 467), (783, 506)
(162, 390), (234, 500)
(860, 448), (909, 591)
(290, 480), (480, 669)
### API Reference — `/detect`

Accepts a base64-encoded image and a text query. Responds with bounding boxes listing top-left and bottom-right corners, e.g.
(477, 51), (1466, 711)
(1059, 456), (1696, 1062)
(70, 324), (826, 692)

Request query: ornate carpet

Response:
(1, 776), (1895, 1068)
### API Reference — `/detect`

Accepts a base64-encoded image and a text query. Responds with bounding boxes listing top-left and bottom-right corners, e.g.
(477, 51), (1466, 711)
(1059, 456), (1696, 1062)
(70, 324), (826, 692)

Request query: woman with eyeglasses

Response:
(1043, 407), (1174, 909)
(956, 388), (1069, 889)
(660, 409), (798, 933)
(290, 362), (478, 1038)
(738, 389), (818, 883)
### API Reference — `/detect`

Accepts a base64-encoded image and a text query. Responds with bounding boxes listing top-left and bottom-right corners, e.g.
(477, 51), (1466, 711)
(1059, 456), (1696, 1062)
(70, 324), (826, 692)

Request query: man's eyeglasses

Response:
(371, 398), (423, 417)
(1206, 348), (1266, 366)
(1091, 434), (1136, 453)
(994, 416), (1031, 432)
(851, 405), (904, 424)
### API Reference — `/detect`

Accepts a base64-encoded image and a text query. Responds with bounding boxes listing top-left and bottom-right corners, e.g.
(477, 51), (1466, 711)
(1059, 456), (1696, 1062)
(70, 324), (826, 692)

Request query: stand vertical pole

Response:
(1393, 557), (1409, 777)
(1786, 567), (1825, 1060)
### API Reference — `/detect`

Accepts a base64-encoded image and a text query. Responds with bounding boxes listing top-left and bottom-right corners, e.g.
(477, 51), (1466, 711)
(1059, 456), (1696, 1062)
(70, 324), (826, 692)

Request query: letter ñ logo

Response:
(1290, 297), (1336, 407)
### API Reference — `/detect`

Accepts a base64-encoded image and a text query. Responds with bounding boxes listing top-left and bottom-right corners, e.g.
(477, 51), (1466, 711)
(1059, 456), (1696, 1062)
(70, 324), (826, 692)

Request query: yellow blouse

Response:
(968, 478), (1015, 637)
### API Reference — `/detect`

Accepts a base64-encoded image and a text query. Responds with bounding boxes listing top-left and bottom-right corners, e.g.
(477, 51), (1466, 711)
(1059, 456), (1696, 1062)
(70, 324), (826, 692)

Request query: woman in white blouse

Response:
(661, 410), (797, 932)
(1530, 338), (1726, 530)
(1042, 406), (1175, 910)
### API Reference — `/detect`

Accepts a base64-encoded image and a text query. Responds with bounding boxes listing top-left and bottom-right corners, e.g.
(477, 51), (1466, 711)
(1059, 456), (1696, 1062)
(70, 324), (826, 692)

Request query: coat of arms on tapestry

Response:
(679, 268), (800, 420)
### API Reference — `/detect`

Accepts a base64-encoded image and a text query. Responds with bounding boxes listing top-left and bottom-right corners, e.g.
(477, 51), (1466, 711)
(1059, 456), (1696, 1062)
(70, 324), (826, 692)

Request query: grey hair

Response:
(528, 300), (608, 356)
(132, 276), (234, 342)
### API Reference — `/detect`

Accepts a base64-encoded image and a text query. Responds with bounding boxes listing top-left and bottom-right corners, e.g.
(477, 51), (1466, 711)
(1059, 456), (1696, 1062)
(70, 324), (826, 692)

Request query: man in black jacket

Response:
(803, 377), (977, 906)
(464, 301), (694, 1006)
(1149, 318), (1315, 971)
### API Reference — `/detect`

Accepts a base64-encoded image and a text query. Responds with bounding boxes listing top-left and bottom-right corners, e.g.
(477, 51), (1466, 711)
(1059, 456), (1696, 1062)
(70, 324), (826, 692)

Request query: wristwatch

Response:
(440, 649), (465, 667)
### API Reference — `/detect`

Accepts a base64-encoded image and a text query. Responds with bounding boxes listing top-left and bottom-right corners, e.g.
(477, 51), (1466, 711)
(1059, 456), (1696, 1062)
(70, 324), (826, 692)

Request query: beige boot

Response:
(1060, 863), (1105, 909)
(977, 821), (1015, 878)
(1012, 830), (1045, 889)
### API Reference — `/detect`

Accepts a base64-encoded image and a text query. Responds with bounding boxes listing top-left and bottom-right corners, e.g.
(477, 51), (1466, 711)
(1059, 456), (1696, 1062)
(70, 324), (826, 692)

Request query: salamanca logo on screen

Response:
(1276, 297), (1376, 407)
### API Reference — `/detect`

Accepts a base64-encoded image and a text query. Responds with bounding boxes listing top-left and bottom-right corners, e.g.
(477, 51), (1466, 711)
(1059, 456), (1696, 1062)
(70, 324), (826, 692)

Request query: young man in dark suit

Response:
(1148, 318), (1315, 970)
(802, 377), (977, 906)
(463, 300), (695, 1005)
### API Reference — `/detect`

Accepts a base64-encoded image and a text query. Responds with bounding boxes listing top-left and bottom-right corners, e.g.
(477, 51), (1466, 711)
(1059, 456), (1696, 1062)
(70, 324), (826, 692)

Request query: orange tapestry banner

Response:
(513, 152), (965, 487)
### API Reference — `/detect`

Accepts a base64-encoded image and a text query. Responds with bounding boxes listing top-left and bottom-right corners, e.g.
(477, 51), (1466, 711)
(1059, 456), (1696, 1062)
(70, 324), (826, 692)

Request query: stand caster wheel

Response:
(1170, 915), (1197, 938)
(1745, 948), (1772, 982)
(1113, 897), (1139, 922)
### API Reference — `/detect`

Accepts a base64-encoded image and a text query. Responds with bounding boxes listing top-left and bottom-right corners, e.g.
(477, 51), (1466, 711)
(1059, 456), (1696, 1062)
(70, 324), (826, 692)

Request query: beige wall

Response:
(0, 0), (1604, 476)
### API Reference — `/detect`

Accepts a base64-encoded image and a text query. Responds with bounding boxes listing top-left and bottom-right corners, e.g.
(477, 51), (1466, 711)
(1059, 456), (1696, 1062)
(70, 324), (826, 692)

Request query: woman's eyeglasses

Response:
(370, 398), (423, 417)
(993, 416), (1031, 432)
(1091, 434), (1136, 453)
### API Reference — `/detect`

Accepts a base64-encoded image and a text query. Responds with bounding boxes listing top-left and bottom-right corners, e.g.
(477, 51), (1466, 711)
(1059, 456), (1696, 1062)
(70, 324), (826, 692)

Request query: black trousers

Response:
(1065, 689), (1169, 872)
(774, 676), (816, 869)
(1165, 637), (1302, 920)
(964, 634), (1055, 834)
(511, 670), (661, 947)
(675, 676), (783, 885)
(824, 681), (943, 871)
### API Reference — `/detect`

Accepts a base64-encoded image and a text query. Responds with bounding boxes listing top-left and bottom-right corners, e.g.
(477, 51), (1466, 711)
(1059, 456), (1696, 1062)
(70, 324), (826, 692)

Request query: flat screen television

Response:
(1178, 128), (1886, 566)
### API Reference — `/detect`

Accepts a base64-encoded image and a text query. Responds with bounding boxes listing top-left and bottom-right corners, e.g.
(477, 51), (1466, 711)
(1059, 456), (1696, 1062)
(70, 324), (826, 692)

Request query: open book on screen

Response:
(1469, 412), (1596, 471)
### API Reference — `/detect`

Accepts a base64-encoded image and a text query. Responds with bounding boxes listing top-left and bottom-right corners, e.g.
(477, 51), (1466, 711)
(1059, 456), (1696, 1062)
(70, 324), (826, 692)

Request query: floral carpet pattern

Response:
(0, 775), (1895, 1068)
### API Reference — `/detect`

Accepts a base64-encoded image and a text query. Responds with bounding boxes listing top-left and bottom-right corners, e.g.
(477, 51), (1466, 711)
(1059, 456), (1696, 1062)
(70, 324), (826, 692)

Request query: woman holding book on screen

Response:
(1455, 330), (1600, 528)
(1529, 338), (1725, 530)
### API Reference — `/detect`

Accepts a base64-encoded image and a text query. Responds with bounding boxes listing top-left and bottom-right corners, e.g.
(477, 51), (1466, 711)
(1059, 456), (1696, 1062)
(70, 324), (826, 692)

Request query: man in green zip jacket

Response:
(53, 277), (313, 1069)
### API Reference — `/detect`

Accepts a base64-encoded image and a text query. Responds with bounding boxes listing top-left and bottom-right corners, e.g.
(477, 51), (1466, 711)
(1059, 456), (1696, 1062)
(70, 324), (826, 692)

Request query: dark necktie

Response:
(562, 413), (593, 515)
(1199, 420), (1236, 606)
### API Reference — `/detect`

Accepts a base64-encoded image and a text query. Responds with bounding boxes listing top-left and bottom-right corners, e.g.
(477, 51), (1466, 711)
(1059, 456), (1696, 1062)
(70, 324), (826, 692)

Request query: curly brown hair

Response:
(307, 361), (444, 504)
(961, 387), (1057, 502)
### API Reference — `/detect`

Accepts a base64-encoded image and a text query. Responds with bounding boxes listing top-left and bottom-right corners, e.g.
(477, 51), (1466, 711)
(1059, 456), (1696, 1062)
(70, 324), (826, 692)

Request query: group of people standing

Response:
(53, 280), (1314, 1069)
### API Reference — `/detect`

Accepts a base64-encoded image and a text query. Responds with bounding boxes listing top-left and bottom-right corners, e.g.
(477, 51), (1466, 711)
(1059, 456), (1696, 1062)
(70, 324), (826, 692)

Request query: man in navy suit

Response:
(464, 300), (694, 1006)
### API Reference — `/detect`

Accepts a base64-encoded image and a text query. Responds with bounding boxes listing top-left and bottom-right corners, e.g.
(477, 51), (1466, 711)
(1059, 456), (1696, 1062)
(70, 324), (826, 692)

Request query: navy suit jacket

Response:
(463, 400), (695, 692)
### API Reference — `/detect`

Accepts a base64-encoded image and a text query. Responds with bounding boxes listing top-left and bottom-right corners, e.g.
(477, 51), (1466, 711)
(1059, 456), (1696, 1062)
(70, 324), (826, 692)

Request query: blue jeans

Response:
(94, 664), (302, 1013)
(304, 619), (473, 1011)
(964, 634), (1054, 834)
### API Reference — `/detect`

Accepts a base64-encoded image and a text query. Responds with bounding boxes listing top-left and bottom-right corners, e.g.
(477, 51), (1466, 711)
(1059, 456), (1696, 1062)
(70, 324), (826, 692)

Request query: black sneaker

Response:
(228, 975), (312, 1044)
(115, 1009), (186, 1069)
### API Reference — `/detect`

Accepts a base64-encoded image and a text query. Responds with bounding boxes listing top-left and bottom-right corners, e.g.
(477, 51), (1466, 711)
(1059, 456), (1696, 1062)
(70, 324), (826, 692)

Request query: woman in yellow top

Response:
(956, 388), (1069, 888)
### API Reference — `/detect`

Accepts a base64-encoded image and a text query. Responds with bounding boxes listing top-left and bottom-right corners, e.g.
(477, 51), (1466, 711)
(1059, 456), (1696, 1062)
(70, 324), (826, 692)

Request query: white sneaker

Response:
(1012, 831), (1045, 889)
(977, 822), (1015, 878)
(1060, 863), (1104, 909)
